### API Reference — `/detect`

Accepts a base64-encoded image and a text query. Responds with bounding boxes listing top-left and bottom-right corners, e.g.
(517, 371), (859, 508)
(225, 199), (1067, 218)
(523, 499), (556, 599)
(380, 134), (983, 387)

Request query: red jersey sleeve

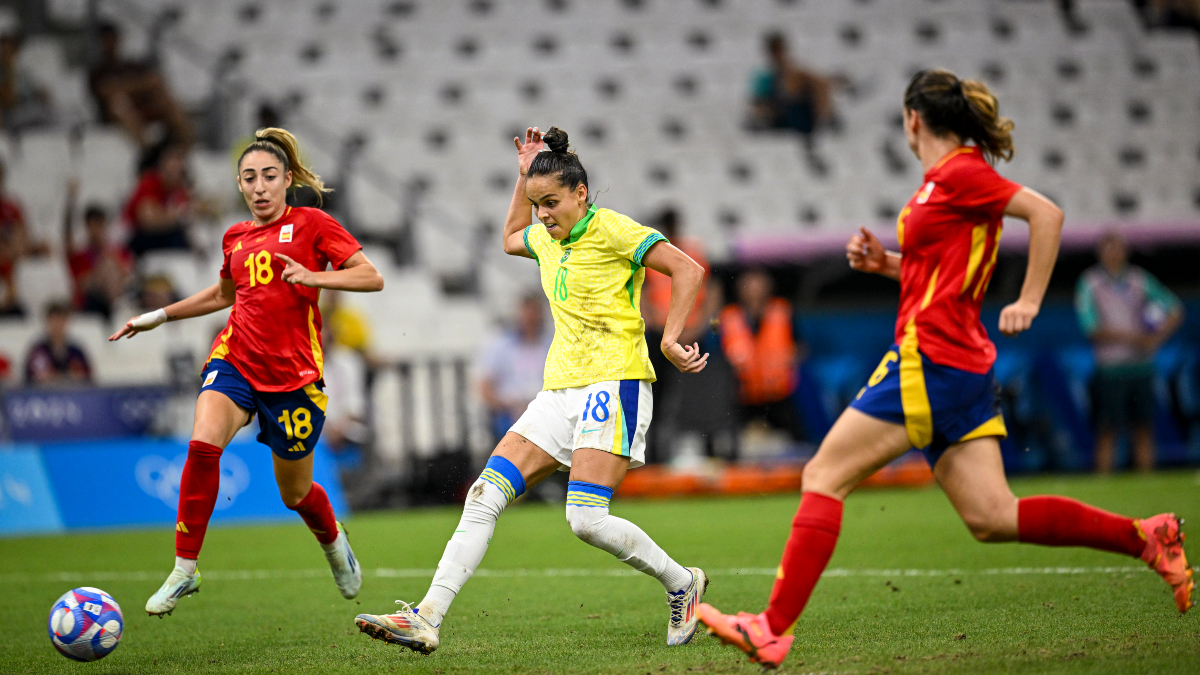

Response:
(942, 157), (1022, 223)
(219, 228), (237, 279)
(312, 210), (362, 269)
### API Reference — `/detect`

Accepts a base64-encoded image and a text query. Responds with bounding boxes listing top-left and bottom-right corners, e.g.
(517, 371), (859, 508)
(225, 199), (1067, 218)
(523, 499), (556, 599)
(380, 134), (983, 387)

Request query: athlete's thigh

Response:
(568, 448), (629, 490)
(493, 432), (562, 489)
(803, 407), (911, 499)
(934, 436), (1018, 541)
(192, 389), (252, 448)
(272, 451), (315, 506)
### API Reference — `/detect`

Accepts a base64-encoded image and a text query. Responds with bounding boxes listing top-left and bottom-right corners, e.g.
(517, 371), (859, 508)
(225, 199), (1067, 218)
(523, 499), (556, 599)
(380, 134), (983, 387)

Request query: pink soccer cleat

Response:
(698, 604), (794, 669)
(1137, 513), (1194, 614)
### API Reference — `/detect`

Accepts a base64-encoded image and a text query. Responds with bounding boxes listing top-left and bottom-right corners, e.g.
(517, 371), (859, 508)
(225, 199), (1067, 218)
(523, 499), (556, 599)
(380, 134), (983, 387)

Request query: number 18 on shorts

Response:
(511, 380), (653, 469)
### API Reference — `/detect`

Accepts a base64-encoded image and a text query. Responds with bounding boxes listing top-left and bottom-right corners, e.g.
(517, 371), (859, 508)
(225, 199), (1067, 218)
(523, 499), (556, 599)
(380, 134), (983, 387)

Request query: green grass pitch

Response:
(3, 472), (1199, 674)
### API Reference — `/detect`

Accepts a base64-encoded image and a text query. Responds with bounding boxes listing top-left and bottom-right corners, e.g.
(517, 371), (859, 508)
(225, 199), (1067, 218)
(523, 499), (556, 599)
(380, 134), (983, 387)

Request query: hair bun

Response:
(543, 126), (570, 153)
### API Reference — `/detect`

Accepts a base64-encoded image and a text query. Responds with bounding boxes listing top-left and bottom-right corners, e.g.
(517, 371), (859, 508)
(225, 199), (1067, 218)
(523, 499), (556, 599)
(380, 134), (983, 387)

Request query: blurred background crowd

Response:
(0, 0), (1198, 508)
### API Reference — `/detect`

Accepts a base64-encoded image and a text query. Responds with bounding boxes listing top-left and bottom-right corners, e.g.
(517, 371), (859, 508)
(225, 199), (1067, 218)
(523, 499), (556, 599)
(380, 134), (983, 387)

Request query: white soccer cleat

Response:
(325, 522), (362, 599)
(145, 565), (201, 617)
(666, 567), (709, 646)
(355, 601), (441, 655)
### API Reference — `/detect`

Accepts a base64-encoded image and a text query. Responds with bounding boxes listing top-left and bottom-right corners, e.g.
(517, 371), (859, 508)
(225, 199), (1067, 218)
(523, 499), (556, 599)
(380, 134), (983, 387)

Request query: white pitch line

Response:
(0, 565), (1177, 585)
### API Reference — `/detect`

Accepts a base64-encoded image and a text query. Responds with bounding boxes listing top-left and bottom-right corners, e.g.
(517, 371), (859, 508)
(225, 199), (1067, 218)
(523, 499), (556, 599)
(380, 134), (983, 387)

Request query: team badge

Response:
(561, 248), (571, 263)
(916, 181), (936, 204)
(280, 224), (294, 243)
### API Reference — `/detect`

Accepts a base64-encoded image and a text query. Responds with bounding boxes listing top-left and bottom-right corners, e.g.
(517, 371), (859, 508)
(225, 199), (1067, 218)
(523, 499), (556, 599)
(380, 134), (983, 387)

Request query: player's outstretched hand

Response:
(514, 127), (545, 177)
(998, 298), (1039, 337)
(846, 226), (887, 273)
(108, 308), (167, 341)
(277, 253), (316, 287)
(663, 341), (709, 374)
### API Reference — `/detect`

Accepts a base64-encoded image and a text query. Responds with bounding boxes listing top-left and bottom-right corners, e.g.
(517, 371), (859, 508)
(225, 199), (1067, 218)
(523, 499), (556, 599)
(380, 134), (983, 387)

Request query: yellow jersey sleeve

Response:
(599, 211), (669, 265)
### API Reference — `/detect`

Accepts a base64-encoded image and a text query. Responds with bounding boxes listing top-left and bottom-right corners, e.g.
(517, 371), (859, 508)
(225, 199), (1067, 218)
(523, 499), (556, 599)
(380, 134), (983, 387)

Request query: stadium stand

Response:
(1, 0), (1197, 487)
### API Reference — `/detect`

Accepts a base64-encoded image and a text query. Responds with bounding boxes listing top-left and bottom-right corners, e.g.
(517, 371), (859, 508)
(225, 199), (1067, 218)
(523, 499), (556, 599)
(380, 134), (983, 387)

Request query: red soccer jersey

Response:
(208, 206), (362, 392)
(894, 146), (1022, 374)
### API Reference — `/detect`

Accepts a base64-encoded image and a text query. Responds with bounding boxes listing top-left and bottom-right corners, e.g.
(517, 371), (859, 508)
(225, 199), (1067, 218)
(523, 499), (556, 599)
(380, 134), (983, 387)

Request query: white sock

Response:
(416, 479), (509, 627)
(320, 530), (342, 555)
(566, 503), (692, 592)
(175, 556), (197, 575)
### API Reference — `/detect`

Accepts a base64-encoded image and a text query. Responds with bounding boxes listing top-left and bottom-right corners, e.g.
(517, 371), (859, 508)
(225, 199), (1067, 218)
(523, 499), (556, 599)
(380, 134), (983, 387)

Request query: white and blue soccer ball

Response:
(47, 587), (124, 662)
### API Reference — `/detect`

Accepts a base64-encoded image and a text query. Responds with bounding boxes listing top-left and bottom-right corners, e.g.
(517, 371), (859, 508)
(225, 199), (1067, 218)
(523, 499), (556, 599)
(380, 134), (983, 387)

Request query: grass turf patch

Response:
(2, 471), (1198, 674)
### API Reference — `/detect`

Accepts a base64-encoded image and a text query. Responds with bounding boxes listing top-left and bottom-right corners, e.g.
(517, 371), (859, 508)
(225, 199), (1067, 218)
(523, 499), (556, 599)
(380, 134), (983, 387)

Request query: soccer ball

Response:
(47, 587), (124, 662)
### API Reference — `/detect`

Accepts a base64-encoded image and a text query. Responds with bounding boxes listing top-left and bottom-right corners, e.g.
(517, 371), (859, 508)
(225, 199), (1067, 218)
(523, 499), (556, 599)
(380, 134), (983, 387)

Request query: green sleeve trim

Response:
(632, 232), (667, 265)
(1142, 271), (1181, 313)
(523, 225), (539, 265)
(1075, 275), (1097, 336)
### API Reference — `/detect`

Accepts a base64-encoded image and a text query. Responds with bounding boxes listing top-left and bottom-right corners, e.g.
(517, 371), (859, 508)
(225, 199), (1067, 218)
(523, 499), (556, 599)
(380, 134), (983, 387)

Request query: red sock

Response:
(175, 440), (223, 559)
(764, 492), (843, 636)
(290, 482), (339, 545)
(1018, 496), (1144, 557)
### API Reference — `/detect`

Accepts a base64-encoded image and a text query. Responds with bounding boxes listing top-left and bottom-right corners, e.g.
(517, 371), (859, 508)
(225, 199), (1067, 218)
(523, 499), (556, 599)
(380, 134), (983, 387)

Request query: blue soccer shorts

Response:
(849, 344), (1006, 467)
(199, 359), (327, 460)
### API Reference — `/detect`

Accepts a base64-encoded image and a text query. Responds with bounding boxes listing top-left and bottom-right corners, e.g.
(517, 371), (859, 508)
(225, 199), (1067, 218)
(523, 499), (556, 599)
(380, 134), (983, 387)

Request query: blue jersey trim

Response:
(632, 232), (667, 265)
(523, 225), (539, 265)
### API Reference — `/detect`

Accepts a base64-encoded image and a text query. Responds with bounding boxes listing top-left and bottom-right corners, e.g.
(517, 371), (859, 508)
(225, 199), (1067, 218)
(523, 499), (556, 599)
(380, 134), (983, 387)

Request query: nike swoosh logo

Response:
(580, 429), (601, 434)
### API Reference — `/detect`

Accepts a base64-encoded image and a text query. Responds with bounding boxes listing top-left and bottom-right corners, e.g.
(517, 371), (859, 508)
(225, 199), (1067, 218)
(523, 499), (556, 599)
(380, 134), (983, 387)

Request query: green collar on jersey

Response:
(560, 203), (597, 246)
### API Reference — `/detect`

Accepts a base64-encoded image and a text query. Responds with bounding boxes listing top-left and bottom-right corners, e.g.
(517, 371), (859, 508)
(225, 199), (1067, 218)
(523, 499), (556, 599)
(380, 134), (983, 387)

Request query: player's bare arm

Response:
(108, 278), (236, 341)
(276, 249), (384, 291)
(502, 127), (545, 257)
(845, 226), (900, 280)
(998, 186), (1063, 337)
(642, 242), (709, 374)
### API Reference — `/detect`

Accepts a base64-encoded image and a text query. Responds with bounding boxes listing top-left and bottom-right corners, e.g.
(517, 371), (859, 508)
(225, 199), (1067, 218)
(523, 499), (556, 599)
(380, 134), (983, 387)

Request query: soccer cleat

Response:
(325, 522), (361, 599)
(698, 604), (794, 669)
(666, 567), (709, 646)
(1137, 513), (1194, 613)
(145, 565), (201, 617)
(355, 600), (440, 655)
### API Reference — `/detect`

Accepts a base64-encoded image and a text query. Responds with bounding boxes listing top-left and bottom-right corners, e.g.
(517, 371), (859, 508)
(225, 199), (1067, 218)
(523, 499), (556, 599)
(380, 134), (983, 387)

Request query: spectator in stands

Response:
(0, 32), (54, 133)
(719, 269), (803, 442)
(0, 158), (34, 316)
(1076, 231), (1184, 473)
(137, 272), (179, 312)
(25, 301), (92, 386)
(643, 207), (709, 460)
(63, 181), (133, 322)
(749, 33), (835, 169)
(88, 22), (191, 148)
(320, 293), (370, 470)
(1142, 0), (1200, 31)
(124, 142), (193, 257)
(478, 293), (552, 443)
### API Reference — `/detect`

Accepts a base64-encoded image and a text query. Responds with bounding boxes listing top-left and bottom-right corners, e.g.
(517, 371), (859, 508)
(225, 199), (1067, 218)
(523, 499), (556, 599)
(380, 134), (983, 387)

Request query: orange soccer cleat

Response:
(698, 604), (794, 669)
(1137, 513), (1194, 613)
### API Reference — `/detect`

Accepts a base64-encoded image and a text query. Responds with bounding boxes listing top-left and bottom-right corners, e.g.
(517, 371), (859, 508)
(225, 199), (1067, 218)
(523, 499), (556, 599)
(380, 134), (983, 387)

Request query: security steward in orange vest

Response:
(718, 269), (804, 441)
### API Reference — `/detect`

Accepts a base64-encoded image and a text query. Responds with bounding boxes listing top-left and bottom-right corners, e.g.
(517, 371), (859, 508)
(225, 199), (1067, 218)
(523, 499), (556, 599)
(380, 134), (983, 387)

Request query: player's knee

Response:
(280, 488), (307, 509)
(963, 514), (1008, 543)
(801, 457), (848, 497)
(566, 504), (604, 544)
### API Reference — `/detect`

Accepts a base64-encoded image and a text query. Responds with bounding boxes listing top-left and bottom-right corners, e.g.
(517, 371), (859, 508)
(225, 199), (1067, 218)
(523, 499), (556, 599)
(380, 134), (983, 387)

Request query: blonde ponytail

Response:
(238, 127), (331, 205)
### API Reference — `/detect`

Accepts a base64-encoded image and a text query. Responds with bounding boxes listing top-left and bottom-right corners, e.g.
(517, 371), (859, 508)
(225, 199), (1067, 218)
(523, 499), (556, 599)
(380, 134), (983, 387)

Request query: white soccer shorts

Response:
(510, 379), (653, 469)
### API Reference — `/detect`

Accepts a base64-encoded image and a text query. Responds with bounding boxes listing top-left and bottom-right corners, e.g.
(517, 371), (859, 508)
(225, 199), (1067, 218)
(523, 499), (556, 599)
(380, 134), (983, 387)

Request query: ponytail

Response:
(903, 69), (1015, 164)
(237, 127), (330, 205)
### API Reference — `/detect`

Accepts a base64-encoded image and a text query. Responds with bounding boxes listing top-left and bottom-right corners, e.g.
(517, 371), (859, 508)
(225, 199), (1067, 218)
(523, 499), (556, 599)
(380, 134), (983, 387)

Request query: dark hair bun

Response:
(543, 126), (570, 153)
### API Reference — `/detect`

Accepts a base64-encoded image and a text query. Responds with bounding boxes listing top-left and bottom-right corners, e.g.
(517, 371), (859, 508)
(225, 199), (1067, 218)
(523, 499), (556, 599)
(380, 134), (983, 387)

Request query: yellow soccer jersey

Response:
(523, 204), (668, 390)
